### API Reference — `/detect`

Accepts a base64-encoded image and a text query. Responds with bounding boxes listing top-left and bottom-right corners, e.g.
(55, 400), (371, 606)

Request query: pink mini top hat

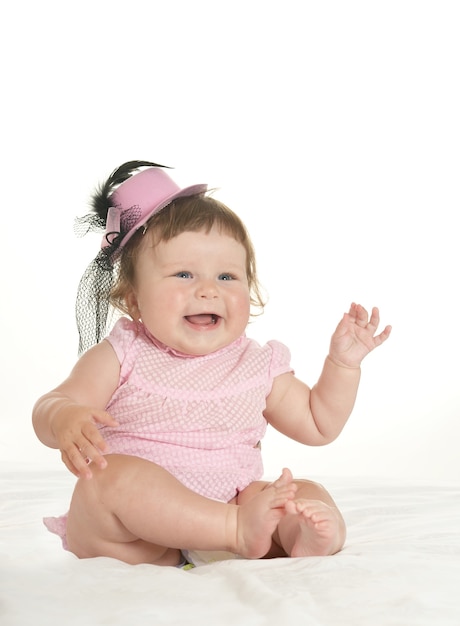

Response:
(103, 167), (207, 250)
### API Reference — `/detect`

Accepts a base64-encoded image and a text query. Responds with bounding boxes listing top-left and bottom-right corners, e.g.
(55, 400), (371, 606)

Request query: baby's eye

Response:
(175, 271), (192, 279)
(218, 273), (234, 281)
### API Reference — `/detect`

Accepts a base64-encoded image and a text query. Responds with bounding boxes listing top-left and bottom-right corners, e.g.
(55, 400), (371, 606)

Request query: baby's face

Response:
(128, 226), (251, 355)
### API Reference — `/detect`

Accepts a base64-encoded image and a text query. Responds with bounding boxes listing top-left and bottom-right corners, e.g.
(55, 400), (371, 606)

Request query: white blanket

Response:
(1, 464), (459, 625)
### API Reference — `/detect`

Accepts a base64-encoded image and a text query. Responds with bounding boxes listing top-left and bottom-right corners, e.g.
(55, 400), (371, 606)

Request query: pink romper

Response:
(44, 318), (293, 544)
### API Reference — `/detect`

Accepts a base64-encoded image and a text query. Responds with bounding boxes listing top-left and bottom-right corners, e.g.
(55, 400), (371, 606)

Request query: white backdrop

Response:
(1, 1), (458, 482)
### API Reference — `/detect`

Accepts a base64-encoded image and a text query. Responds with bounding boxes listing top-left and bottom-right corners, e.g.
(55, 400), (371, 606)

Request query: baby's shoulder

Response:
(106, 317), (142, 361)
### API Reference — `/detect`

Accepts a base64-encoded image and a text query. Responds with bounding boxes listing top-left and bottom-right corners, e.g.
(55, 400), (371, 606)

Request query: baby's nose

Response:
(196, 280), (218, 298)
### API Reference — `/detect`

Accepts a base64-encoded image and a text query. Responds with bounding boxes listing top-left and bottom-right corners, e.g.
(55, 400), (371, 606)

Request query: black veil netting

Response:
(73, 160), (167, 355)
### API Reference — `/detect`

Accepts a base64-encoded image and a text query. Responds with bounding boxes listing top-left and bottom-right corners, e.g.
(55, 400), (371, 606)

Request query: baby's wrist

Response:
(326, 354), (361, 370)
(50, 399), (74, 435)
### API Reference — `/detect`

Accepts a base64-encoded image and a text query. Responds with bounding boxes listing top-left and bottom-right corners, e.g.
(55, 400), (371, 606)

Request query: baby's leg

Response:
(66, 455), (296, 565)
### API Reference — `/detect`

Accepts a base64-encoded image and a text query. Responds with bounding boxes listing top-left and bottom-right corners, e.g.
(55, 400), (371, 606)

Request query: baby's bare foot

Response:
(235, 468), (297, 559)
(284, 499), (345, 557)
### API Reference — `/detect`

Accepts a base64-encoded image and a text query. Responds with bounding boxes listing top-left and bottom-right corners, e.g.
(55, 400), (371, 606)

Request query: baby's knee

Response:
(293, 478), (329, 497)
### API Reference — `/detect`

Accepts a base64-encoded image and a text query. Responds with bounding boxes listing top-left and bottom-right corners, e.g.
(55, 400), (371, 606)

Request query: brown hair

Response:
(110, 194), (266, 317)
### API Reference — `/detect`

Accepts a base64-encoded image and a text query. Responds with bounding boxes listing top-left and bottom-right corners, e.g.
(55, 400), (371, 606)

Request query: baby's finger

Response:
(76, 434), (108, 471)
(374, 324), (392, 346)
(367, 306), (381, 331)
(354, 303), (370, 327)
(81, 421), (110, 453)
(61, 447), (91, 479)
(347, 302), (358, 321)
(92, 410), (119, 428)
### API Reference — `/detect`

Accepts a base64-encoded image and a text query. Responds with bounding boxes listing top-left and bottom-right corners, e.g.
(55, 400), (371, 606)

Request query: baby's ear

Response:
(126, 291), (141, 321)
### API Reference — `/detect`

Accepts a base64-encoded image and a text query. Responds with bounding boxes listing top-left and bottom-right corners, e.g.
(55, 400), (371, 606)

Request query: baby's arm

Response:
(32, 340), (120, 479)
(264, 304), (391, 445)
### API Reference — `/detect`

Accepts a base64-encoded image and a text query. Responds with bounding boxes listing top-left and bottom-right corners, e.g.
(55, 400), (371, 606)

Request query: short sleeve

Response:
(267, 340), (294, 379)
(105, 317), (138, 365)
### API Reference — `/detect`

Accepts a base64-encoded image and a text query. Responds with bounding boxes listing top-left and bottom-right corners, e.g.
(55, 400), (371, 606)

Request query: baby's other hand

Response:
(51, 404), (119, 479)
(328, 303), (391, 369)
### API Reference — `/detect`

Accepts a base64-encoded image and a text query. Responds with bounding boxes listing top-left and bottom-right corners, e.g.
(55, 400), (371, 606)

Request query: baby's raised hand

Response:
(328, 303), (391, 369)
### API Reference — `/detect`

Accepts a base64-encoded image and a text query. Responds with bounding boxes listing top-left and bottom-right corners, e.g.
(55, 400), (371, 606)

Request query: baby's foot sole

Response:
(285, 499), (345, 557)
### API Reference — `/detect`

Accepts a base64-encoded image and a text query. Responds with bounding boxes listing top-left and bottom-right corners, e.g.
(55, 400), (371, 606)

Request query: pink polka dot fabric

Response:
(102, 318), (293, 502)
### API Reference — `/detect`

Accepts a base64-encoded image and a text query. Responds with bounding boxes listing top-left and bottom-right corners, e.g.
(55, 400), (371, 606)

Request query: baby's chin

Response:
(171, 334), (235, 357)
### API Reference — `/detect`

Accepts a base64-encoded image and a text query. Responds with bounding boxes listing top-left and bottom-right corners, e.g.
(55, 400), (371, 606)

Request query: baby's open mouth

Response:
(185, 314), (219, 326)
